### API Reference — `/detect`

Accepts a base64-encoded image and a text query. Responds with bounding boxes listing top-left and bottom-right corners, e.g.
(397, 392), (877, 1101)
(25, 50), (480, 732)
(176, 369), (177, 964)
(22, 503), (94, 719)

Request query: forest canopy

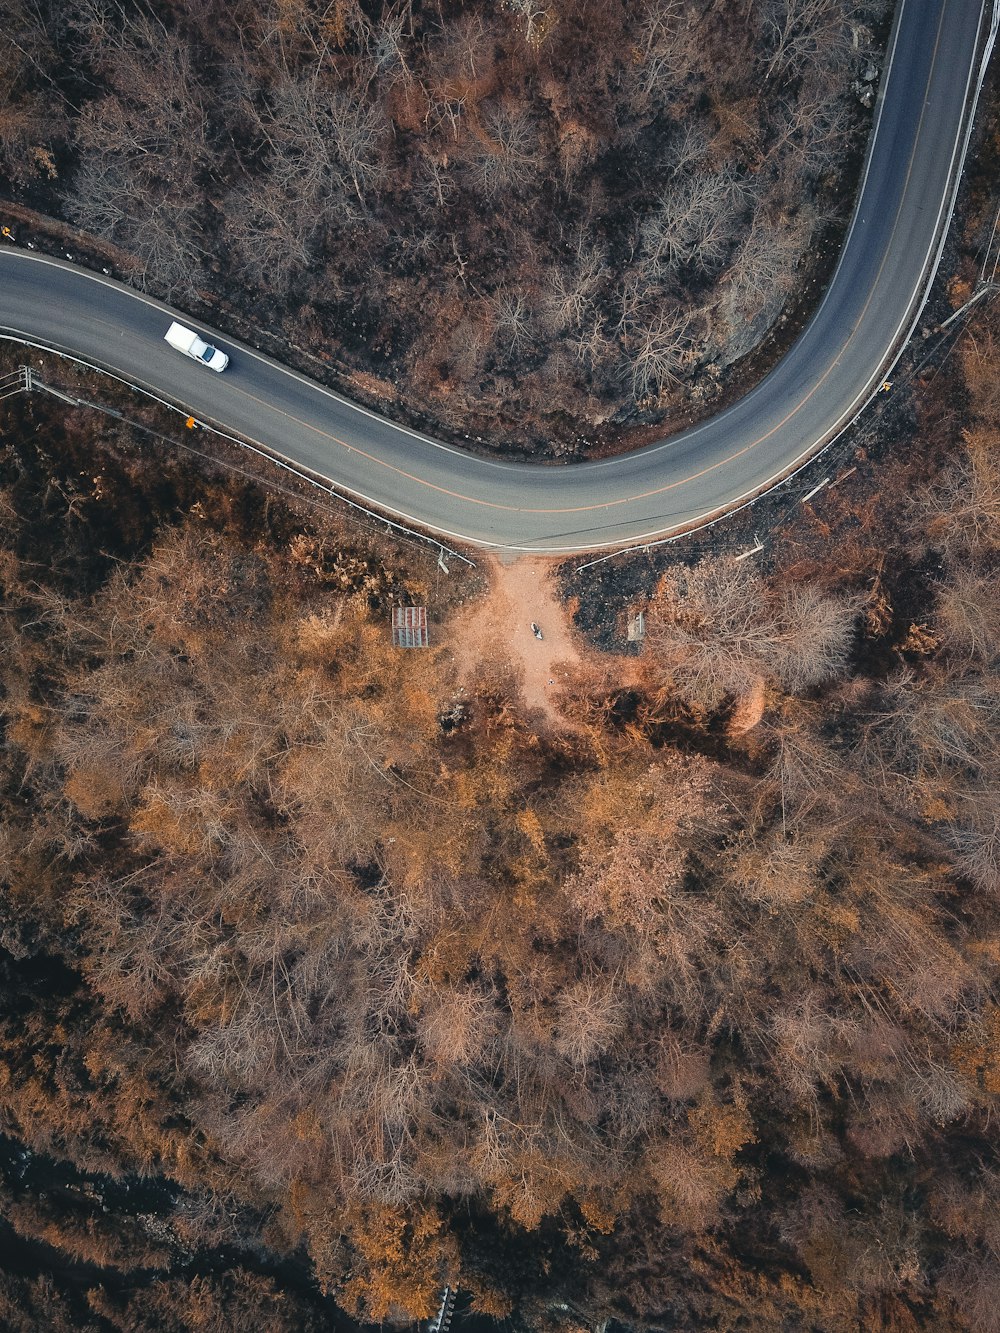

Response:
(2, 0), (887, 449)
(1, 300), (1000, 1327)
(3, 0), (1000, 1327)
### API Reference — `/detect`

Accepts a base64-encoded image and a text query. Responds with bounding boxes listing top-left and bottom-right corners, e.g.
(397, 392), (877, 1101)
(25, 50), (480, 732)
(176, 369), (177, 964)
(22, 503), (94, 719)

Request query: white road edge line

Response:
(0, 0), (994, 555)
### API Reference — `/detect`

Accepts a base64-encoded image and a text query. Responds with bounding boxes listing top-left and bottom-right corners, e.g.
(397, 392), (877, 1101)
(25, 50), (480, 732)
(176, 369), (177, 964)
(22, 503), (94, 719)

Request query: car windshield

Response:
(200, 346), (216, 362)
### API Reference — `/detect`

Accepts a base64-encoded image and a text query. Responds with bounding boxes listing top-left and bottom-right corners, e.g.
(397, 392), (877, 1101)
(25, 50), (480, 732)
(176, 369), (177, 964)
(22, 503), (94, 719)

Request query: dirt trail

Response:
(450, 555), (581, 727)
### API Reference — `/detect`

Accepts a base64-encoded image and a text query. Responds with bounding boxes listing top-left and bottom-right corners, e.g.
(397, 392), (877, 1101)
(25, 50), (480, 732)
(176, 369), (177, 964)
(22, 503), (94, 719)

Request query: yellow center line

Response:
(237, 30), (929, 530)
(45, 4), (947, 523)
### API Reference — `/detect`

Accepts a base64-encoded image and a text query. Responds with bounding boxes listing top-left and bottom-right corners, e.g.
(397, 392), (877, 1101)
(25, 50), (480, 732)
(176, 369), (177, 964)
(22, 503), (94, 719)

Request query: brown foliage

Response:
(645, 555), (858, 707)
(14, 0), (874, 445)
(3, 324), (1000, 1328)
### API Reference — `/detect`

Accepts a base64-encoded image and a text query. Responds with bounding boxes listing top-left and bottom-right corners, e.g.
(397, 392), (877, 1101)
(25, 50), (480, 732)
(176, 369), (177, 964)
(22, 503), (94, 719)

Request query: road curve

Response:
(0, 0), (993, 554)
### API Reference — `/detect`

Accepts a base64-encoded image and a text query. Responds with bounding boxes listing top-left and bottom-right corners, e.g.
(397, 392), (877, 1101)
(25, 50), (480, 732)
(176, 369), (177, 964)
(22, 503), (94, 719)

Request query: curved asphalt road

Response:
(0, 0), (993, 554)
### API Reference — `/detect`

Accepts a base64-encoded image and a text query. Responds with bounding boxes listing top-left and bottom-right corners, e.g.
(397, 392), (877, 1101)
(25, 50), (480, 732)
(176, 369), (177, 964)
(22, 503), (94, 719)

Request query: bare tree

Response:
(223, 177), (312, 293)
(640, 169), (746, 277)
(506, 0), (552, 48)
(467, 103), (542, 198)
(364, 1), (412, 79)
(934, 563), (1000, 663)
(771, 990), (847, 1106)
(962, 321), (1000, 425)
(623, 308), (697, 400)
(629, 0), (697, 103)
(939, 1253), (1000, 1333)
(552, 978), (624, 1067)
(717, 205), (813, 330)
(769, 81), (855, 179)
(259, 75), (390, 207)
(417, 983), (496, 1067)
(775, 583), (859, 693)
(914, 444), (1000, 560)
(668, 119), (712, 178)
(948, 806), (1000, 894)
(413, 154), (456, 212)
(647, 557), (856, 705)
(904, 1061), (973, 1124)
(762, 0), (852, 81)
(539, 240), (605, 334)
(0, 1), (67, 186)
(64, 11), (210, 295)
(491, 286), (535, 360)
(648, 558), (778, 706)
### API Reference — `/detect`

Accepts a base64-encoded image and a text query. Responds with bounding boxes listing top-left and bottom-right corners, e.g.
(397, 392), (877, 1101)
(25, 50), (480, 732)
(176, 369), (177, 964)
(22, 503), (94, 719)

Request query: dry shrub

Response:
(646, 555), (858, 707)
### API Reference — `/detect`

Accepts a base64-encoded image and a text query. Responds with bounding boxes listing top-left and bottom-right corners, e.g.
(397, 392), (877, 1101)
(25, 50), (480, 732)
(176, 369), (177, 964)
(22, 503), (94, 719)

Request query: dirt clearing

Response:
(449, 555), (582, 727)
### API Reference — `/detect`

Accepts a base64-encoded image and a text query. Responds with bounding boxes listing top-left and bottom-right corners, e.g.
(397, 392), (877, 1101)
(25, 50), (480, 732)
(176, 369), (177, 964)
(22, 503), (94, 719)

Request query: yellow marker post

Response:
(185, 416), (197, 429)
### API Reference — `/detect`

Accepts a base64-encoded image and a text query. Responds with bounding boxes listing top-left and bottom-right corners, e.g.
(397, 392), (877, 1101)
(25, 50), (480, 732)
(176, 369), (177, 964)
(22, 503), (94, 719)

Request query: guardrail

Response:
(0, 353), (476, 570)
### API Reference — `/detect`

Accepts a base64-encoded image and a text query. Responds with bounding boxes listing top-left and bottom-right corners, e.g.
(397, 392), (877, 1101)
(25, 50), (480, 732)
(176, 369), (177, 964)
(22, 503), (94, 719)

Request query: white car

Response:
(164, 320), (229, 372)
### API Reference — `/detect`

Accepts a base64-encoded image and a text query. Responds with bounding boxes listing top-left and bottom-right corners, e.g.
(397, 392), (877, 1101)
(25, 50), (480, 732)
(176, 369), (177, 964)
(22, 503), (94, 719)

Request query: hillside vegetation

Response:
(1, 305), (1000, 1327)
(2, 0), (885, 450)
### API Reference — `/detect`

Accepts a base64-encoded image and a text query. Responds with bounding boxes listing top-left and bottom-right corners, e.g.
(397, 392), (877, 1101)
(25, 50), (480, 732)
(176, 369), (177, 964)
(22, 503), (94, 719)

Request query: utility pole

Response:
(427, 1286), (457, 1333)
